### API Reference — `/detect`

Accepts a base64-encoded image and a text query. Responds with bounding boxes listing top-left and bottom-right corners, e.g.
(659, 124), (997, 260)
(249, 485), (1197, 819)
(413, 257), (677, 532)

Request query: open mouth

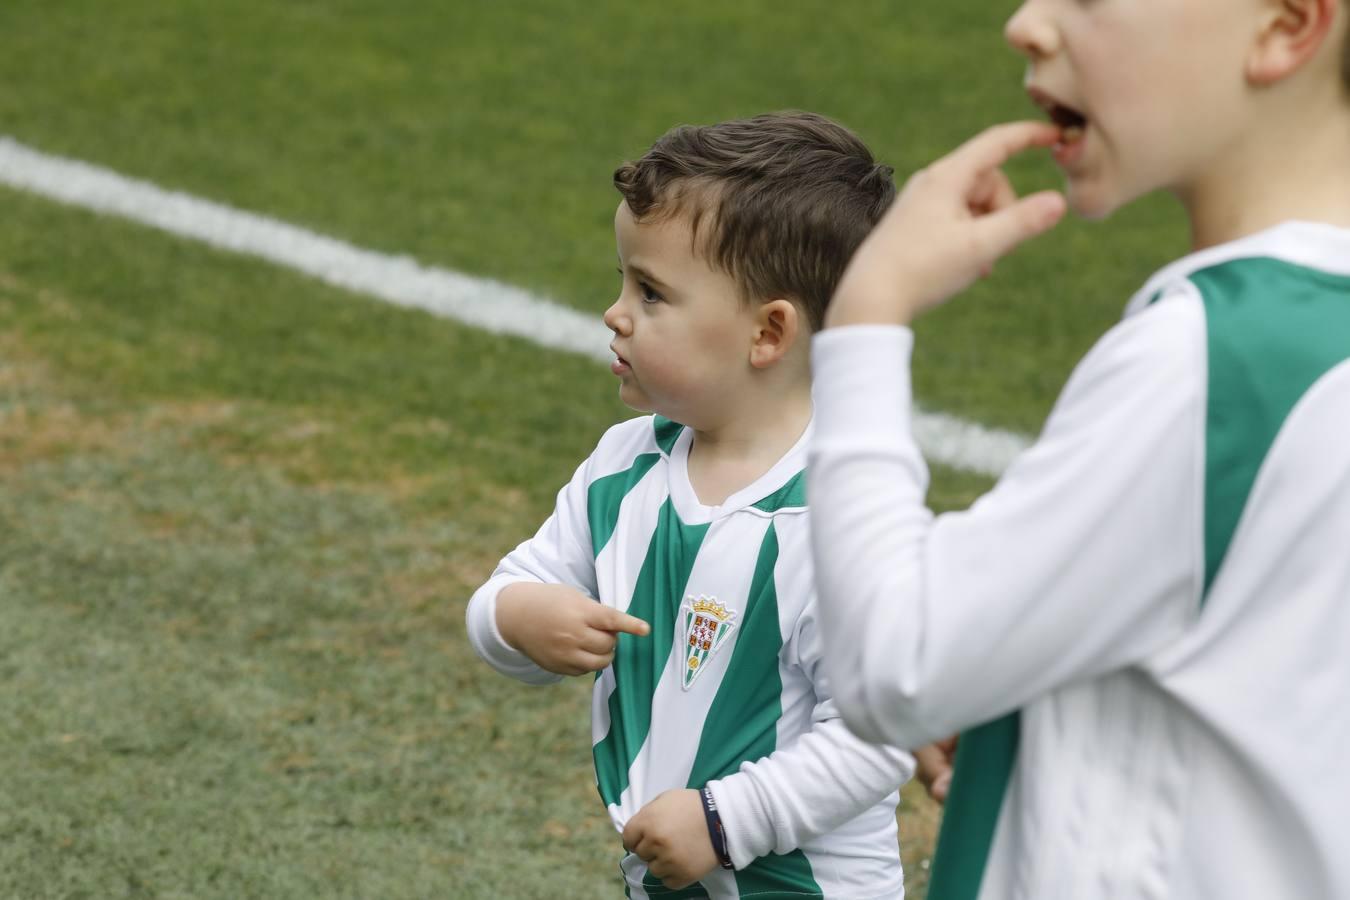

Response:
(1029, 87), (1088, 145)
(1049, 104), (1087, 144)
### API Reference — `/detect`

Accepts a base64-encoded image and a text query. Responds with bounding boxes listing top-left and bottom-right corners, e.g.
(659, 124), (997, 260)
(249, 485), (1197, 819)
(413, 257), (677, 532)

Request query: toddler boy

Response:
(468, 111), (916, 898)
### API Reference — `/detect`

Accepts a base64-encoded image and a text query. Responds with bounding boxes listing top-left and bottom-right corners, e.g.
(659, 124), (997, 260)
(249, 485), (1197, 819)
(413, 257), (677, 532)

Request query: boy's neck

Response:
(1184, 99), (1350, 250)
(684, 381), (813, 508)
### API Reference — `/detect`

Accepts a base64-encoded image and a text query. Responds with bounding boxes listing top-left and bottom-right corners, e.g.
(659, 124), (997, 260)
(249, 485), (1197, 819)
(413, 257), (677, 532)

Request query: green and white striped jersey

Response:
(468, 416), (913, 899)
(809, 221), (1350, 900)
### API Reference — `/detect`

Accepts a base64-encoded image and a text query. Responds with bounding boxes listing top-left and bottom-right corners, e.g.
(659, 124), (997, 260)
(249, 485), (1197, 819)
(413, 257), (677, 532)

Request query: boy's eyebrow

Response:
(619, 259), (673, 291)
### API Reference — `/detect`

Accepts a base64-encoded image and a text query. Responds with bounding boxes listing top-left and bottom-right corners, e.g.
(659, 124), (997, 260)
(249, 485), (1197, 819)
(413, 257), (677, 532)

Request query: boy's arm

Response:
(704, 586), (916, 868)
(465, 450), (607, 684)
(622, 531), (913, 886)
(808, 292), (1205, 747)
(805, 122), (1206, 748)
(710, 719), (915, 869)
(624, 710), (913, 885)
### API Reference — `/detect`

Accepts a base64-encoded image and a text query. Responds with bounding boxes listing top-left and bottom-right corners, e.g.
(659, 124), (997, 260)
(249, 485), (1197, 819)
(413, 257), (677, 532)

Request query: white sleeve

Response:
(706, 543), (916, 868)
(807, 295), (1206, 748)
(464, 450), (601, 686)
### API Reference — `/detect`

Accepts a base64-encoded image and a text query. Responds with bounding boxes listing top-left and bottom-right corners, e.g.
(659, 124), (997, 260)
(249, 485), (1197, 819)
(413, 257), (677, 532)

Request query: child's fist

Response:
(622, 789), (719, 889)
(495, 582), (649, 676)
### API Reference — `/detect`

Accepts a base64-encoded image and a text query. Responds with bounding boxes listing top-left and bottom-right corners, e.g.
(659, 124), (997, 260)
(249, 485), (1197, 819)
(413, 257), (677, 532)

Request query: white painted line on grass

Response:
(0, 136), (611, 362)
(0, 135), (1030, 477)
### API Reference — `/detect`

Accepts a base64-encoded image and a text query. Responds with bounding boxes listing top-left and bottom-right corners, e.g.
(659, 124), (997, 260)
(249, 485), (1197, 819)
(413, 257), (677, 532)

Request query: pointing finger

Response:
(597, 606), (651, 637)
(940, 121), (1062, 182)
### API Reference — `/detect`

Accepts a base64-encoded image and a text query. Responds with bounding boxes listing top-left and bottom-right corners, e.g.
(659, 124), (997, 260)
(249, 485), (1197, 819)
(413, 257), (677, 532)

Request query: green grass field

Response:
(1, 1), (1187, 896)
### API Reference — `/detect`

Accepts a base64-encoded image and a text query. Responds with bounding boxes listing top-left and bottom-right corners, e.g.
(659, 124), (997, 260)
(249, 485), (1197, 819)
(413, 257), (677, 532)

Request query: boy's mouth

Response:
(1028, 87), (1088, 145)
(609, 346), (631, 376)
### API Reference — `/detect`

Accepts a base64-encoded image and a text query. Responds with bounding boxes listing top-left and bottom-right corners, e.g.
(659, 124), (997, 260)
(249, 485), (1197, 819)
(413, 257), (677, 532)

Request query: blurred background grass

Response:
(0, 1), (1187, 896)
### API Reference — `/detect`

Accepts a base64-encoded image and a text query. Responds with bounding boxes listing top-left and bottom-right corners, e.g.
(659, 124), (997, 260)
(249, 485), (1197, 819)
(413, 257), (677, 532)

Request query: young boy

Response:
(466, 112), (916, 898)
(808, 1), (1350, 899)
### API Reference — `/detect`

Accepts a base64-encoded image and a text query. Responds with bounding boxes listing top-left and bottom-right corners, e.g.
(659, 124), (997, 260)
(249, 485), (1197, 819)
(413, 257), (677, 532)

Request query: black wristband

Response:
(700, 785), (734, 870)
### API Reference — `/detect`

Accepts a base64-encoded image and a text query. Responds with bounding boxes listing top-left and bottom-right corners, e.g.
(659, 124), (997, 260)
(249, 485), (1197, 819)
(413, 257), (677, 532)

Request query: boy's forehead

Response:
(614, 198), (755, 297)
(615, 200), (704, 261)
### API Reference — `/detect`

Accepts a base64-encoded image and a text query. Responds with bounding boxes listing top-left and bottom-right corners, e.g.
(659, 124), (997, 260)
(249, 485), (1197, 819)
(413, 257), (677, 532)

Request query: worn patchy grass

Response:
(0, 206), (966, 895)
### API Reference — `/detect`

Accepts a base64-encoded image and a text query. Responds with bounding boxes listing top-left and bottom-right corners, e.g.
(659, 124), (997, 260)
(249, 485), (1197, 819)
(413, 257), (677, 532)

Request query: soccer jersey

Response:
(467, 416), (913, 899)
(808, 221), (1350, 900)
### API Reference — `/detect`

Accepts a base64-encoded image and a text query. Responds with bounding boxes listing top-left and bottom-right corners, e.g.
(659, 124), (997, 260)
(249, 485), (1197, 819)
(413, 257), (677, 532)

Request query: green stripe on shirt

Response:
(1193, 258), (1350, 598)
(926, 713), (1020, 900)
(594, 498), (709, 807)
(588, 452), (662, 559)
(752, 470), (807, 514)
(648, 523), (822, 897)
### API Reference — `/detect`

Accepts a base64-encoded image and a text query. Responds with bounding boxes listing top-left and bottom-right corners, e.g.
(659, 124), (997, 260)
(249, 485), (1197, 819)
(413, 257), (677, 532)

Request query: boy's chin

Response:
(617, 384), (656, 415)
(1064, 176), (1153, 222)
(1066, 185), (1121, 221)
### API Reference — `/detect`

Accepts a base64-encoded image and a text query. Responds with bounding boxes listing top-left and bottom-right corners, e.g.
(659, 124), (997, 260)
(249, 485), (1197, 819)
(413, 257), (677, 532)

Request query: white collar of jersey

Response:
(665, 419), (813, 525)
(1126, 221), (1350, 319)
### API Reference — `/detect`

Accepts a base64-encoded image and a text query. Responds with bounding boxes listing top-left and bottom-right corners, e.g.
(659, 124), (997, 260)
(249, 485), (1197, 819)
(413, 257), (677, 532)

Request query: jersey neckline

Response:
(663, 419), (812, 525)
(1128, 220), (1350, 317)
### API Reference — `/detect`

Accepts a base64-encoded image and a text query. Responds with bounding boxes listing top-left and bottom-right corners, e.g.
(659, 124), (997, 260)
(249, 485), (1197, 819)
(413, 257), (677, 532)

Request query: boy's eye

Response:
(615, 266), (663, 304)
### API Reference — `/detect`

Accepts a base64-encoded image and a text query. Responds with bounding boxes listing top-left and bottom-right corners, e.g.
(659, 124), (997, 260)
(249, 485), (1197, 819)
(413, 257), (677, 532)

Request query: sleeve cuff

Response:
(465, 575), (563, 685)
(811, 325), (916, 450)
(705, 775), (770, 870)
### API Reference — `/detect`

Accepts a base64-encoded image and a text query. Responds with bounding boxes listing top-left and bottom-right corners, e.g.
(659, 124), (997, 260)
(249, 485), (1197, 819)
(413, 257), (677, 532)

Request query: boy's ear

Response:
(749, 299), (800, 369)
(1247, 0), (1341, 86)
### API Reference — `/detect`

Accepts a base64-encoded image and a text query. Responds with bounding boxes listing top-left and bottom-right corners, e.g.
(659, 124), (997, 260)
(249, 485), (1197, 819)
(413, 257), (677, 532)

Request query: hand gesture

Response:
(828, 121), (1067, 328)
(914, 735), (959, 805)
(495, 582), (649, 676)
(622, 789), (720, 890)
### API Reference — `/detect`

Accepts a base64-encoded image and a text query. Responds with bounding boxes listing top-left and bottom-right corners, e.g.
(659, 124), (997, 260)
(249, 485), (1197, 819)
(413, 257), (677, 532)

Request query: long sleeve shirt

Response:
(808, 221), (1350, 900)
(468, 414), (915, 899)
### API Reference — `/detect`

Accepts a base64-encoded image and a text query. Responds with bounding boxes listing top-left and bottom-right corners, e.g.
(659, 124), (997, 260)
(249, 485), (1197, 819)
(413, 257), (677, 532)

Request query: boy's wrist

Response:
(493, 587), (525, 652)
(700, 786), (734, 870)
(825, 280), (919, 329)
(493, 582), (545, 656)
(467, 577), (563, 685)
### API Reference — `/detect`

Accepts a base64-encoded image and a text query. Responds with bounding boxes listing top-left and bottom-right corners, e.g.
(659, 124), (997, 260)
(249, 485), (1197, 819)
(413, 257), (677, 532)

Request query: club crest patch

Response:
(681, 595), (737, 690)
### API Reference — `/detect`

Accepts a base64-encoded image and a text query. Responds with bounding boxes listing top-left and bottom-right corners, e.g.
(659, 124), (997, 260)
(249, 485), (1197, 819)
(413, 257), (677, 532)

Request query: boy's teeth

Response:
(1062, 125), (1085, 143)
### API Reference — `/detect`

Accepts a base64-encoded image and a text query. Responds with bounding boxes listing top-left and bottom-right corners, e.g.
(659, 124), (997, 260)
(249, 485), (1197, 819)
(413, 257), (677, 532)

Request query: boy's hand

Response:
(495, 582), (649, 676)
(622, 789), (720, 889)
(915, 735), (959, 805)
(827, 121), (1067, 328)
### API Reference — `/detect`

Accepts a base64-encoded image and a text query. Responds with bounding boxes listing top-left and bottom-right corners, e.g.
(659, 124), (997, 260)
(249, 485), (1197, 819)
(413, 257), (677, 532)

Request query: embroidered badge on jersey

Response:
(681, 595), (737, 690)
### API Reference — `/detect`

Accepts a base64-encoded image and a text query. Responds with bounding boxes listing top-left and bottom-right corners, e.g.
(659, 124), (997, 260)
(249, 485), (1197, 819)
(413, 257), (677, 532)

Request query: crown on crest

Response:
(689, 596), (732, 621)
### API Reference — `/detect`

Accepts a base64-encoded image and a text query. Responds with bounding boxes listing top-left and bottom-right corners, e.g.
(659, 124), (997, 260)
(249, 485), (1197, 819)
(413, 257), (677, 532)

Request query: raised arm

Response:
(808, 292), (1206, 748)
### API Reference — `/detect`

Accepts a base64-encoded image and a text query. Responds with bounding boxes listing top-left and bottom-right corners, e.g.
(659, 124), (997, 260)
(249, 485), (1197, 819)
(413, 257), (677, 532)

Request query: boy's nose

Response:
(602, 298), (629, 334)
(1005, 0), (1058, 59)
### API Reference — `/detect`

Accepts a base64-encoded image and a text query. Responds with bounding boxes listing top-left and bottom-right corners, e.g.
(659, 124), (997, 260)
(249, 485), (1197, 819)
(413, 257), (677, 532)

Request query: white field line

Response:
(0, 135), (1030, 477)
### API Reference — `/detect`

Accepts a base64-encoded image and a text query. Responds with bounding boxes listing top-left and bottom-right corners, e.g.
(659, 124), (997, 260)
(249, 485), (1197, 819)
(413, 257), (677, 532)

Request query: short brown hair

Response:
(613, 111), (895, 331)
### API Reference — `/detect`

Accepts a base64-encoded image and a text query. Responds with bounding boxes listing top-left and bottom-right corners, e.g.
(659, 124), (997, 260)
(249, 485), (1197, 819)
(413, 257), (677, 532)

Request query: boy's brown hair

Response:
(613, 111), (895, 331)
